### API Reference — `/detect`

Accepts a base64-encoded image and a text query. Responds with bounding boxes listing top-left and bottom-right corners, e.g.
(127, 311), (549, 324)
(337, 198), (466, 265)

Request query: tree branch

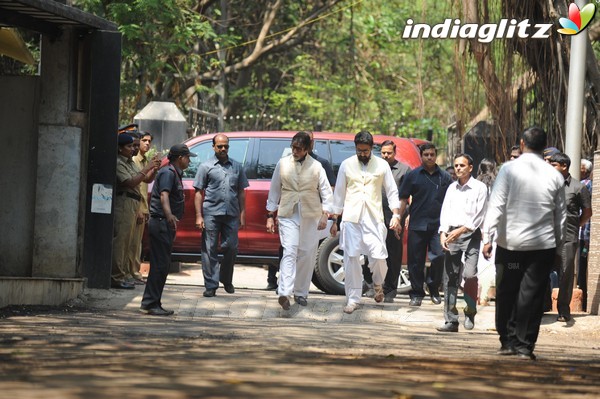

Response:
(185, 0), (342, 85)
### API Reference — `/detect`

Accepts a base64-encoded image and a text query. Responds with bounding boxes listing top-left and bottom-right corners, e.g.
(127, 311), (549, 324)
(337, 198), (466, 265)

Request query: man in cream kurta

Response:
(266, 132), (333, 310)
(331, 131), (402, 314)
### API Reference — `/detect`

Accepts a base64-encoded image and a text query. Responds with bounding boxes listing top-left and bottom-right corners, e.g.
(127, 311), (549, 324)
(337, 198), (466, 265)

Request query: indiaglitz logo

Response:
(402, 19), (553, 43)
(402, 2), (597, 42)
(557, 2), (596, 35)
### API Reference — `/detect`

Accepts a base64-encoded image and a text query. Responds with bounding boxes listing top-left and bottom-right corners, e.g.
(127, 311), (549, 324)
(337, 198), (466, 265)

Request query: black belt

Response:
(117, 191), (142, 202)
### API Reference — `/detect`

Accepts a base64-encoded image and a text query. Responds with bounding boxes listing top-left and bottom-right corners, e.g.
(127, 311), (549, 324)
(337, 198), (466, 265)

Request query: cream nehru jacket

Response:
(277, 155), (324, 218)
(340, 155), (387, 223)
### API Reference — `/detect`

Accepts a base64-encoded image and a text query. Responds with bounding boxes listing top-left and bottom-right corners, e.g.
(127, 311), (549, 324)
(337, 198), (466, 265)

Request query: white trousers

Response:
(340, 215), (388, 305)
(278, 205), (320, 298)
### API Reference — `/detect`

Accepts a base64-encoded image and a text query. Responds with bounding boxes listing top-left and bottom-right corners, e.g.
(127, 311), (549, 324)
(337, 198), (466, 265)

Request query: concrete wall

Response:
(0, 277), (84, 308)
(31, 31), (82, 278)
(588, 151), (600, 315)
(32, 126), (82, 277)
(0, 76), (40, 277)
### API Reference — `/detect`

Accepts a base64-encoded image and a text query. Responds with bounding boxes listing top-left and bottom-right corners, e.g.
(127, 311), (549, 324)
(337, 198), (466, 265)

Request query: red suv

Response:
(146, 131), (423, 294)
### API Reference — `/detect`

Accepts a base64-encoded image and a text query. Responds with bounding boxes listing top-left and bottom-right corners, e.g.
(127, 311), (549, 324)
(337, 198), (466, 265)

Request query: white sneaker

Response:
(343, 302), (360, 314)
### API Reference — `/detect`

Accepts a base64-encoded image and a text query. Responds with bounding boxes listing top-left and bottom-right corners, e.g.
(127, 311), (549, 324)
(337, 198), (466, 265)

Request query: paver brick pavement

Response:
(0, 264), (599, 398)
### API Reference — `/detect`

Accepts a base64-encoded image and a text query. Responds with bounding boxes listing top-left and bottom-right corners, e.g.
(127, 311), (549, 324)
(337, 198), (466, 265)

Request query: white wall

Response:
(31, 32), (83, 278)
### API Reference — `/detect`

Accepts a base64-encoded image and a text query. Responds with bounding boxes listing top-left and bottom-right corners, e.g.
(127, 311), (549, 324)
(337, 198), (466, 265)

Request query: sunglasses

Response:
(216, 144), (229, 149)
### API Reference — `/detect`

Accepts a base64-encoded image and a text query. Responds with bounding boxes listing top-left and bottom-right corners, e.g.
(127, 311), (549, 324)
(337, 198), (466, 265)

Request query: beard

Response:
(358, 154), (370, 164)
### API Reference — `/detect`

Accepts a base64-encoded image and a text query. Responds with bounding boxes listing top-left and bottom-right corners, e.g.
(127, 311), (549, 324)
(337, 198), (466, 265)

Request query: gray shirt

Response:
(193, 155), (249, 216)
(383, 160), (411, 223)
(563, 175), (591, 243)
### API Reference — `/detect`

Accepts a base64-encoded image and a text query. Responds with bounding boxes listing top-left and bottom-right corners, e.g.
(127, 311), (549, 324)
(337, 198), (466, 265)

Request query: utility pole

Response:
(564, 0), (589, 180)
(216, 0), (228, 132)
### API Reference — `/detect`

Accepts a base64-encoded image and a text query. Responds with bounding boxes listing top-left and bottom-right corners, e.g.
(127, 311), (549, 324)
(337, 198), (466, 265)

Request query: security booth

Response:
(0, 0), (121, 307)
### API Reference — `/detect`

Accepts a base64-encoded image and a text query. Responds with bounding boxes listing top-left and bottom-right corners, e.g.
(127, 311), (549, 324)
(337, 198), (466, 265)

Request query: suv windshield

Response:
(183, 138), (249, 178)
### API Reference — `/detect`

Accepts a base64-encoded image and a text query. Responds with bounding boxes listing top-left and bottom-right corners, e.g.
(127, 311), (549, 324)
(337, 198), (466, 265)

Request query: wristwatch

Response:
(266, 213), (275, 219)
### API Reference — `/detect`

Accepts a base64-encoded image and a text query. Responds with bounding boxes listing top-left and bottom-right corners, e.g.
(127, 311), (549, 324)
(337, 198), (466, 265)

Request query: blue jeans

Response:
(201, 214), (240, 290)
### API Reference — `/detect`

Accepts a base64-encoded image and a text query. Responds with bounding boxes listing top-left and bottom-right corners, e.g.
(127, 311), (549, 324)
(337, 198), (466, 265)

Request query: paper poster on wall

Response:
(91, 184), (113, 214)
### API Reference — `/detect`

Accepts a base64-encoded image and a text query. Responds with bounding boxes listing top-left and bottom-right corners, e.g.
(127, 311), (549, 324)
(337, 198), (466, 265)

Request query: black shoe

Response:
(496, 345), (516, 356)
(557, 314), (571, 322)
(429, 289), (441, 304)
(436, 323), (459, 332)
(384, 290), (396, 303)
(464, 314), (475, 330)
(516, 351), (537, 360)
(409, 297), (422, 307)
(266, 282), (278, 290)
(111, 281), (135, 289)
(203, 289), (216, 297)
(294, 296), (308, 306)
(140, 306), (174, 316)
(224, 284), (235, 294)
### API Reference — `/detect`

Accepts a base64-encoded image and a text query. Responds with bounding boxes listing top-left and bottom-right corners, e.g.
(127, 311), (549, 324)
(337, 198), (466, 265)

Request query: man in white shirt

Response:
(437, 154), (488, 332)
(482, 126), (566, 360)
(266, 132), (333, 310)
(330, 131), (402, 314)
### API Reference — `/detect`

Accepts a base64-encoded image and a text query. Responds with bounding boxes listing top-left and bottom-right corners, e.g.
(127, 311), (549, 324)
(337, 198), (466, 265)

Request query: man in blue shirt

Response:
(194, 134), (249, 297)
(399, 143), (453, 306)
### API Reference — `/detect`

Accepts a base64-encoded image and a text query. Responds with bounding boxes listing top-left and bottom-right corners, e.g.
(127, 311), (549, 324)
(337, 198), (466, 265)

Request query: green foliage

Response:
(229, 1), (456, 146)
(74, 0), (214, 121)
(73, 0), (484, 149)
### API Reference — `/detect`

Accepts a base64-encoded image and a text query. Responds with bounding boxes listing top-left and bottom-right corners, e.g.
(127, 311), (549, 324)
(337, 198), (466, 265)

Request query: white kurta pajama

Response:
(267, 155), (333, 299)
(332, 155), (400, 306)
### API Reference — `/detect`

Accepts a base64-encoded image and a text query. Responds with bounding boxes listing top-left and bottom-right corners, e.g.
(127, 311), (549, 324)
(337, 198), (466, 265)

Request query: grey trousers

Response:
(557, 240), (579, 317)
(442, 229), (481, 324)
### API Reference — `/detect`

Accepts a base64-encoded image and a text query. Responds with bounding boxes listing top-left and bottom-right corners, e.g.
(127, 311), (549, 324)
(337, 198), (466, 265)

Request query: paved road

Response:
(1, 263), (599, 398)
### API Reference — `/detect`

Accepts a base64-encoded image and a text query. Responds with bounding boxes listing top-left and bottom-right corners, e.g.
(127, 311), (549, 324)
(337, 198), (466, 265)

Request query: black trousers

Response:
(495, 246), (555, 355)
(267, 246), (284, 285)
(577, 240), (589, 310)
(141, 218), (175, 309)
(361, 230), (404, 295)
(407, 229), (444, 299)
(383, 229), (404, 295)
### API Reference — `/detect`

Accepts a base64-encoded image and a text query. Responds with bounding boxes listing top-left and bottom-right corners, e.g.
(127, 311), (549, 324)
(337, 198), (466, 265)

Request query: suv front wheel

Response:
(313, 236), (412, 296)
(314, 236), (346, 295)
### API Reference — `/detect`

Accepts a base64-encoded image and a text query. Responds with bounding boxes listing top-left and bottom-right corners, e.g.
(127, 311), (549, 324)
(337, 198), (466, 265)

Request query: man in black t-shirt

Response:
(398, 143), (453, 306)
(140, 144), (196, 316)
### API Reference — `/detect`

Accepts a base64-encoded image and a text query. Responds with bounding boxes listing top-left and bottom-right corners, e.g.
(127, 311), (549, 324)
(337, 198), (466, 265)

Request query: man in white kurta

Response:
(330, 131), (402, 314)
(266, 132), (333, 310)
